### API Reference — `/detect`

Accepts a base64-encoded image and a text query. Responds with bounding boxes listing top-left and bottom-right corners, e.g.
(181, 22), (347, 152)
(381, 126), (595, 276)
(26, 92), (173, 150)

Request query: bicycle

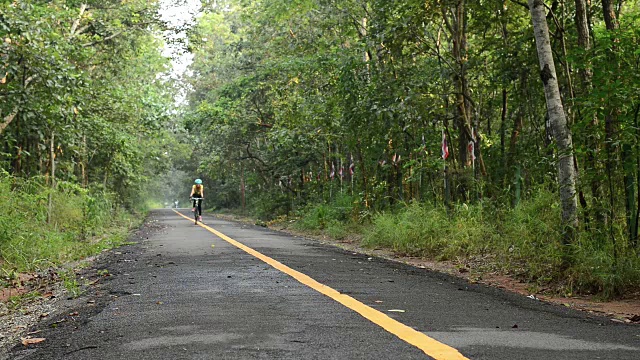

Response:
(190, 197), (203, 224)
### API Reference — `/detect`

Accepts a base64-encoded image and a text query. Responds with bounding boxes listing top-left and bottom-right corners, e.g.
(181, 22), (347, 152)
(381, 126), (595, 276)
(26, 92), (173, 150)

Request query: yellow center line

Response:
(173, 210), (468, 360)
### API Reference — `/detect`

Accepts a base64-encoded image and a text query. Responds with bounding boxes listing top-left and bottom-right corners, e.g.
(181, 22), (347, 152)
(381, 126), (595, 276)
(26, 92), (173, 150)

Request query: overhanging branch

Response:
(0, 106), (19, 134)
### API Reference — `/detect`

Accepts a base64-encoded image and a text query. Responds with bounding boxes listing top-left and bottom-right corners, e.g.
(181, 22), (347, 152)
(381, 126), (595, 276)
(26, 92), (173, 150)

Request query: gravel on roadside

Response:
(0, 282), (67, 360)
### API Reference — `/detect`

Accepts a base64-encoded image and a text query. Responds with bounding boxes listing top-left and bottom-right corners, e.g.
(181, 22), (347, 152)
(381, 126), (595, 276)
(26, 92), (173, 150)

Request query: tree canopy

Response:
(1, 0), (180, 206)
(185, 0), (640, 237)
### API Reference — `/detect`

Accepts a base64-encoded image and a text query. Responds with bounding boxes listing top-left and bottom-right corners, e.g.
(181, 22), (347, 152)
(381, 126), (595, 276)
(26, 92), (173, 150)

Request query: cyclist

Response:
(190, 179), (204, 222)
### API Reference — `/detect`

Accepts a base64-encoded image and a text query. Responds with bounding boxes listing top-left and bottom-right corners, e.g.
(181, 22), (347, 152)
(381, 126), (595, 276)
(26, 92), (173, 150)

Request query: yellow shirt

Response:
(192, 184), (204, 196)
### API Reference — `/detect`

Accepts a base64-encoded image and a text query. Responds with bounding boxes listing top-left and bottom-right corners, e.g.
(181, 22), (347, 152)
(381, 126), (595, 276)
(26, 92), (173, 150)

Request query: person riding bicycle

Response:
(190, 179), (204, 222)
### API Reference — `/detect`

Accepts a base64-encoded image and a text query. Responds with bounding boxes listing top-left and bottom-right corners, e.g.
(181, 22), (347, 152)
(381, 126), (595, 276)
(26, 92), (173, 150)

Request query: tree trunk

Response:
(623, 144), (637, 244)
(528, 0), (579, 240)
(574, 0), (602, 222)
(81, 134), (88, 188)
(451, 1), (472, 169)
(356, 139), (369, 207)
(499, 0), (509, 170)
(602, 0), (625, 244)
(602, 2), (637, 247)
(508, 109), (524, 164)
(241, 162), (246, 214)
(47, 132), (56, 225)
(443, 0), (472, 201)
(13, 146), (22, 175)
(0, 72), (35, 135)
(0, 107), (19, 136)
(635, 104), (640, 247)
(574, 0), (591, 51)
(602, 0), (619, 30)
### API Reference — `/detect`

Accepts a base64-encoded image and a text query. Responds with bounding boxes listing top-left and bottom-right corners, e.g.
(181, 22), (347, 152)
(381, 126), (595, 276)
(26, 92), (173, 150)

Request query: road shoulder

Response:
(0, 214), (163, 359)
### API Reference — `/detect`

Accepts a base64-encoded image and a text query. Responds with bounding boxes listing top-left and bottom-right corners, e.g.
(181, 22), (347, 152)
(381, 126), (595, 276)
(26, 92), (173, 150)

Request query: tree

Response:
(527, 0), (578, 239)
(0, 0), (177, 206)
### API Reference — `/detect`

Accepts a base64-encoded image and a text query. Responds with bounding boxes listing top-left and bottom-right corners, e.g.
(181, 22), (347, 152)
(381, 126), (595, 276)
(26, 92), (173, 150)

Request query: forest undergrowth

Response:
(291, 192), (640, 300)
(0, 172), (148, 292)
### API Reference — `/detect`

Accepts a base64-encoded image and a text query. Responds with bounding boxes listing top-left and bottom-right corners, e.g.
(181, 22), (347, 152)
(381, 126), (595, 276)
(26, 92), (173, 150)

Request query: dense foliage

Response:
(0, 1), (181, 273)
(0, 171), (133, 274)
(182, 0), (640, 295)
(0, 0), (180, 202)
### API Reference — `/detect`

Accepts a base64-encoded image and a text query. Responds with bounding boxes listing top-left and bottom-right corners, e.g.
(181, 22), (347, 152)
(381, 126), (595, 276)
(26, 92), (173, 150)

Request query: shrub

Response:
(0, 173), (136, 273)
(363, 202), (497, 259)
(249, 192), (291, 220)
(362, 189), (640, 297)
(293, 194), (357, 231)
(496, 190), (564, 282)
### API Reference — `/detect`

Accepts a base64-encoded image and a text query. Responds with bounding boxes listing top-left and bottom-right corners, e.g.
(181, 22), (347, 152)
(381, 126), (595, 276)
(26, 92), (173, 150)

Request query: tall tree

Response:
(527, 0), (578, 238)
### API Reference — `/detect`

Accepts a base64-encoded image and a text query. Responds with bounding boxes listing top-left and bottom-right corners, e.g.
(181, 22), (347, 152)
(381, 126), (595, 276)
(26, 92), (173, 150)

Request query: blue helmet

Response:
(195, 179), (203, 184)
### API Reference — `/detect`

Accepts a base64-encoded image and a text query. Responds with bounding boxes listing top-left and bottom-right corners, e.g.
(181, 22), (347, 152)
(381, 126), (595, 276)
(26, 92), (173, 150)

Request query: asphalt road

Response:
(9, 209), (640, 359)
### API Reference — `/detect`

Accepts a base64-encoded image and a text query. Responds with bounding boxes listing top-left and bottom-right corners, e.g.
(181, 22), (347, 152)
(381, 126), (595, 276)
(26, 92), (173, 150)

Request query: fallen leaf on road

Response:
(21, 338), (46, 346)
(388, 309), (405, 313)
(211, 245), (215, 248)
(374, 300), (383, 303)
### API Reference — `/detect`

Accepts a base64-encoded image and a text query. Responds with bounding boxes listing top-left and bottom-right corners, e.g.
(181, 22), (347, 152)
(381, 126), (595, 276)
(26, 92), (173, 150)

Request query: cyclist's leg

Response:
(197, 199), (202, 217)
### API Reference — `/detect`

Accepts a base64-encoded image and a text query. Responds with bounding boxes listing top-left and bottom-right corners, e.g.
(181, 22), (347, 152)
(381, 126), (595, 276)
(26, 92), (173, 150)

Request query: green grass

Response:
(356, 190), (639, 298)
(215, 184), (638, 298)
(293, 194), (357, 232)
(0, 173), (141, 276)
(59, 268), (82, 298)
(363, 201), (496, 260)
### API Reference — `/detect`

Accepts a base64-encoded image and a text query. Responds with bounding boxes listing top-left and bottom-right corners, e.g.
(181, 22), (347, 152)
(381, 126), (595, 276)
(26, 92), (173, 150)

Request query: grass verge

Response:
(0, 173), (144, 294)
(290, 190), (640, 299)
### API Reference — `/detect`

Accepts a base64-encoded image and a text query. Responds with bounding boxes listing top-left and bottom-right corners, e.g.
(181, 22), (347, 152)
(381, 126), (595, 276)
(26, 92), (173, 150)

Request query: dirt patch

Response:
(0, 288), (28, 302)
(0, 273), (51, 302)
(215, 213), (640, 324)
